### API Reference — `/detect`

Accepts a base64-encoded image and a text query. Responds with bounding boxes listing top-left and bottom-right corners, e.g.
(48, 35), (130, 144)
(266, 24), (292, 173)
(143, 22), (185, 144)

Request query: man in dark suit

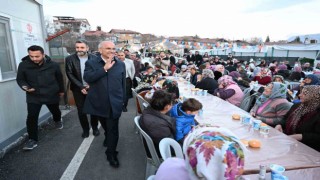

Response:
(65, 40), (99, 138)
(83, 41), (126, 168)
(194, 51), (203, 67)
(186, 51), (195, 63)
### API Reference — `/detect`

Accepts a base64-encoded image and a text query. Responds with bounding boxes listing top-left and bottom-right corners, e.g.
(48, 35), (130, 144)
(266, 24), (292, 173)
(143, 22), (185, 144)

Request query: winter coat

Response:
(170, 103), (196, 141)
(16, 55), (64, 104)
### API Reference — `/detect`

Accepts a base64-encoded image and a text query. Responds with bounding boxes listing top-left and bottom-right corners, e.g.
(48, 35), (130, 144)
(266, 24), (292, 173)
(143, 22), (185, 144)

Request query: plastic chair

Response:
(131, 88), (139, 116)
(134, 116), (161, 179)
(137, 94), (149, 112)
(147, 175), (155, 180)
(288, 82), (300, 90)
(159, 138), (184, 160)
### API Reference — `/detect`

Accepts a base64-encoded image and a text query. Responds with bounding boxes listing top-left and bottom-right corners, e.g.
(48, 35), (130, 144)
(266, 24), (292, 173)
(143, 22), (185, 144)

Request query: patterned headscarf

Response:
(202, 69), (214, 79)
(305, 74), (319, 85)
(286, 85), (320, 134)
(255, 82), (287, 107)
(218, 75), (236, 87)
(272, 75), (285, 83)
(183, 125), (246, 180)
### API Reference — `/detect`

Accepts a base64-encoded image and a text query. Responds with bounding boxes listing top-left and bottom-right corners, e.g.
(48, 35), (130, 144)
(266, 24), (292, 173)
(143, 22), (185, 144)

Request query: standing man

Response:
(131, 52), (142, 88)
(16, 45), (64, 150)
(186, 51), (195, 64)
(117, 51), (135, 112)
(65, 40), (99, 138)
(83, 41), (126, 168)
(154, 51), (170, 71)
(194, 51), (203, 67)
(124, 49), (131, 59)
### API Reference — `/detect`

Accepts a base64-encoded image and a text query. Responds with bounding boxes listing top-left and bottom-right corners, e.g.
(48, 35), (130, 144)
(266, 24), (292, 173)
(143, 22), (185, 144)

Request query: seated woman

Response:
(275, 85), (320, 152)
(229, 71), (250, 91)
(252, 67), (272, 85)
(154, 125), (246, 180)
(195, 69), (218, 94)
(214, 75), (244, 107)
(272, 75), (293, 102)
(288, 66), (305, 81)
(250, 82), (292, 127)
(139, 90), (176, 156)
(276, 64), (290, 79)
(170, 98), (202, 143)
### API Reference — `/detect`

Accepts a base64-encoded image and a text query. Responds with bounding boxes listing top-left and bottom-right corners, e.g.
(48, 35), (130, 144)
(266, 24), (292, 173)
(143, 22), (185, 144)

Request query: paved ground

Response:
(0, 100), (146, 180)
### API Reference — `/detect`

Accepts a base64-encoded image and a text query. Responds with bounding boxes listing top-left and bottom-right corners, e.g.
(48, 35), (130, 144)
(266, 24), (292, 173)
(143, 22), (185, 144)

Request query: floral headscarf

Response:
(218, 75), (236, 87)
(286, 85), (320, 134)
(255, 82), (287, 107)
(272, 75), (285, 83)
(202, 69), (215, 79)
(183, 125), (246, 180)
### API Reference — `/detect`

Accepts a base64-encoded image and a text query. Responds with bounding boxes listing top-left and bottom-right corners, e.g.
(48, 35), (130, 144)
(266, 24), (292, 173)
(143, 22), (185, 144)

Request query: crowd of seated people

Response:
(127, 50), (320, 163)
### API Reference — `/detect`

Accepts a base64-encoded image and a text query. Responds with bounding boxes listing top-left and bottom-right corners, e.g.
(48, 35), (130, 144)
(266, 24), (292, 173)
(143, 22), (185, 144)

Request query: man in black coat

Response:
(16, 45), (64, 151)
(65, 40), (99, 138)
(83, 41), (126, 168)
(186, 51), (195, 63)
(194, 51), (203, 67)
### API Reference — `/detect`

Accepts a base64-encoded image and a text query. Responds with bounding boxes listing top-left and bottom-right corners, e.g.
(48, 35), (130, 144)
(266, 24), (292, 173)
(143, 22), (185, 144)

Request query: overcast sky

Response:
(43, 0), (320, 41)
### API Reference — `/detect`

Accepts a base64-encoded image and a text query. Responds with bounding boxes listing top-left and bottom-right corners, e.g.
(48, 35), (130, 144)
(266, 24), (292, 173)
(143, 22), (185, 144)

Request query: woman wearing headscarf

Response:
(195, 69), (218, 95)
(229, 71), (250, 91)
(154, 125), (246, 180)
(292, 74), (319, 104)
(272, 75), (293, 102)
(276, 64), (290, 79)
(250, 82), (292, 127)
(288, 66), (305, 81)
(252, 67), (272, 85)
(275, 85), (320, 152)
(214, 75), (244, 107)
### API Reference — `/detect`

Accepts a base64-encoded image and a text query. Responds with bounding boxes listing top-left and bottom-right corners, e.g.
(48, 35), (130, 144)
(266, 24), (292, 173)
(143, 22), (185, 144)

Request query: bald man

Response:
(83, 41), (126, 168)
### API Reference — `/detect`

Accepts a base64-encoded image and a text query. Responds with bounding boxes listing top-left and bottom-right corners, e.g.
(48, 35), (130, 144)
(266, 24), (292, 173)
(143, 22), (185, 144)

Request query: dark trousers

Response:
(98, 114), (119, 156)
(124, 77), (133, 108)
(27, 103), (61, 141)
(72, 90), (99, 133)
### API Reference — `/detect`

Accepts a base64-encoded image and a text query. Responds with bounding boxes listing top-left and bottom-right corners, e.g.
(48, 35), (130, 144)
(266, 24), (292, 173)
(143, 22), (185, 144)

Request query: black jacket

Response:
(140, 107), (176, 156)
(16, 55), (64, 104)
(194, 54), (203, 67)
(195, 77), (218, 94)
(65, 53), (97, 91)
(186, 55), (195, 62)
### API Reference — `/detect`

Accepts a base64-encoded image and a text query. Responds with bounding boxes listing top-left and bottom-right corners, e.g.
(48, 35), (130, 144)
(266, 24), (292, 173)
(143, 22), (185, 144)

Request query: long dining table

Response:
(169, 76), (320, 175)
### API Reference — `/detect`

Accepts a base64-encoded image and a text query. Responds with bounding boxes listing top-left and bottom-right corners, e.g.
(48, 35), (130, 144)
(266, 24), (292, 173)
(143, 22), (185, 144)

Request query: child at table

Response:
(170, 98), (203, 143)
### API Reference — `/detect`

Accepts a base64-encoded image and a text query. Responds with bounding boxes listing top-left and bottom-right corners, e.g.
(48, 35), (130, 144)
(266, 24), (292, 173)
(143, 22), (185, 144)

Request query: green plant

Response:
(299, 57), (314, 66)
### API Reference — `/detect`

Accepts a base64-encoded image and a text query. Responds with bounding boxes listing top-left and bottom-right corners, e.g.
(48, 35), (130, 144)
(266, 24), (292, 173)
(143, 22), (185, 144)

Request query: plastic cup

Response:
(241, 116), (251, 125)
(253, 120), (262, 130)
(203, 90), (208, 96)
(270, 164), (287, 180)
(259, 126), (270, 135)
